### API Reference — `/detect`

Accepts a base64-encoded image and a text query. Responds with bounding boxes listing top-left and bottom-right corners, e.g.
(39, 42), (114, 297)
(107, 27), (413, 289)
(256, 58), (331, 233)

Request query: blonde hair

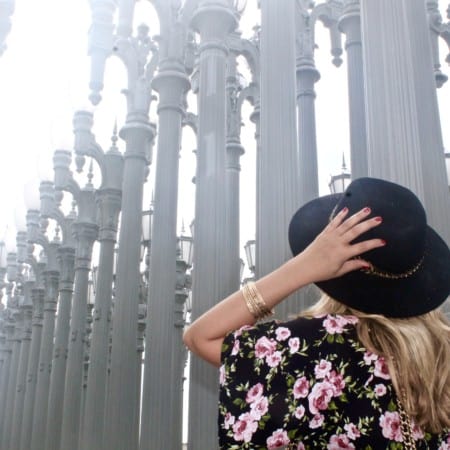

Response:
(300, 295), (450, 434)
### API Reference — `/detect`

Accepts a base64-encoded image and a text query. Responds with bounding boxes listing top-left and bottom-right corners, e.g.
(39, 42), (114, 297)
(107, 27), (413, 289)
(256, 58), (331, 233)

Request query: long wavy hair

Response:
(300, 295), (450, 434)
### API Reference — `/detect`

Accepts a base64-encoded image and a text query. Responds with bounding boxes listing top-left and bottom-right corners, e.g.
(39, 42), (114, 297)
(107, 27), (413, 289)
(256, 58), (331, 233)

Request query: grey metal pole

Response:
(80, 127), (123, 450)
(0, 310), (17, 448)
(188, 2), (237, 449)
(360, 0), (450, 243)
(103, 116), (155, 450)
(9, 283), (33, 450)
(44, 245), (75, 450)
(225, 43), (245, 292)
(60, 189), (98, 450)
(139, 30), (190, 450)
(19, 285), (44, 450)
(30, 241), (60, 450)
(339, 0), (368, 179)
(296, 10), (320, 207)
(0, 309), (13, 440)
(257, 0), (300, 319)
(39, 179), (78, 450)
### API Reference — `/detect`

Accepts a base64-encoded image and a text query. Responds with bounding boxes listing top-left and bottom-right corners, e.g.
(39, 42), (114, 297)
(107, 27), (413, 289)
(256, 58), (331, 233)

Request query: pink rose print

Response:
(232, 412), (258, 443)
(296, 443), (306, 450)
(342, 315), (358, 325)
(231, 339), (240, 356)
(288, 337), (300, 354)
(294, 405), (305, 419)
(374, 383), (387, 397)
(219, 365), (226, 386)
(411, 420), (424, 440)
(275, 326), (291, 341)
(309, 413), (324, 429)
(266, 351), (282, 368)
(374, 357), (391, 380)
(233, 324), (253, 338)
(223, 412), (235, 430)
(327, 434), (356, 450)
(250, 395), (269, 420)
(327, 370), (345, 396)
(255, 336), (277, 359)
(266, 429), (290, 449)
(314, 359), (332, 379)
(293, 376), (310, 399)
(379, 411), (402, 441)
(323, 315), (347, 334)
(438, 441), (450, 450)
(344, 422), (361, 440)
(364, 374), (374, 387)
(363, 351), (378, 365)
(308, 381), (334, 415)
(246, 383), (264, 404)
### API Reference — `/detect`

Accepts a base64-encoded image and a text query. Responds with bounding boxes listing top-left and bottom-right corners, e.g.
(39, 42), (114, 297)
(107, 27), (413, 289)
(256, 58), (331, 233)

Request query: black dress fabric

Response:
(218, 315), (449, 449)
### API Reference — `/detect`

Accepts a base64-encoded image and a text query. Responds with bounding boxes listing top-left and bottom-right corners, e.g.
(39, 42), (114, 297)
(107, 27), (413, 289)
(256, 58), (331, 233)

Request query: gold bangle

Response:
(241, 281), (274, 321)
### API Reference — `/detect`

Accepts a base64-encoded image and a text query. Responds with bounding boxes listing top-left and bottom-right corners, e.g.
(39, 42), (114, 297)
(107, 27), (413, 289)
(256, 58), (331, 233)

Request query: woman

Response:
(183, 177), (450, 449)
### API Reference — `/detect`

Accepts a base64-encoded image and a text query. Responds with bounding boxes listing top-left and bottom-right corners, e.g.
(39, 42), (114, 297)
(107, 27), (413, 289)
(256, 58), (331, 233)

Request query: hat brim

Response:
(288, 194), (450, 318)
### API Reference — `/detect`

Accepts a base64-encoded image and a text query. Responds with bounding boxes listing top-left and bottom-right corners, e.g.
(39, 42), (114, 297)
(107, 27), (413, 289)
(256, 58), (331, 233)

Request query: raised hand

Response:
(298, 207), (385, 283)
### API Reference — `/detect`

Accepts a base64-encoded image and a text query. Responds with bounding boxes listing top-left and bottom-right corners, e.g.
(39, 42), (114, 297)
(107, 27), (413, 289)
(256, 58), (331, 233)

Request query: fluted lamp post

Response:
(173, 231), (193, 448)
(445, 150), (450, 190)
(328, 155), (352, 194)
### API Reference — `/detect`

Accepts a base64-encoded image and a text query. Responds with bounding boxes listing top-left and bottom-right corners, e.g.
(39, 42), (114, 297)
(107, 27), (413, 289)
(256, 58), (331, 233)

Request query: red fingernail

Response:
(361, 265), (371, 271)
(375, 216), (382, 223)
(380, 239), (387, 245)
(342, 207), (348, 213)
(363, 207), (371, 213)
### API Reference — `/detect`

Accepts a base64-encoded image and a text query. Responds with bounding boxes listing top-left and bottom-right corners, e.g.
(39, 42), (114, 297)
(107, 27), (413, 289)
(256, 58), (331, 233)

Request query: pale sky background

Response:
(0, 0), (449, 256)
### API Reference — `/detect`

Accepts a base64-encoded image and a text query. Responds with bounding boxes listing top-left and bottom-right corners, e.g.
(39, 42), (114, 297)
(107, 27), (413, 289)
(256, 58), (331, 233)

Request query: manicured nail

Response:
(363, 207), (371, 213)
(361, 265), (371, 271)
(342, 207), (348, 213)
(380, 239), (387, 245)
(375, 216), (383, 223)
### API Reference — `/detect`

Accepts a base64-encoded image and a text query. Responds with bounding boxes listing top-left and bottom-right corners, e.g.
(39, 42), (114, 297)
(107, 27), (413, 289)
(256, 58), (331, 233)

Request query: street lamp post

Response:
(19, 254), (46, 450)
(74, 111), (124, 450)
(339, 0), (369, 179)
(188, 1), (238, 447)
(40, 180), (77, 450)
(57, 158), (99, 450)
(139, 2), (191, 448)
(99, 22), (157, 450)
(28, 213), (61, 450)
(1, 254), (22, 450)
(9, 256), (34, 450)
(360, 0), (450, 244)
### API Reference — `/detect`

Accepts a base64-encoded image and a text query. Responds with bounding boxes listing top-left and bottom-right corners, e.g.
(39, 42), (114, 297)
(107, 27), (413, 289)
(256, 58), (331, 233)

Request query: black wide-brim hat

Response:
(288, 177), (450, 318)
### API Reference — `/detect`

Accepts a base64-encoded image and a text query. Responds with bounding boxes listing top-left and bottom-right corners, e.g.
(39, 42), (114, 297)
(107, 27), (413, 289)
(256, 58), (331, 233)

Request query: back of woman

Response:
(184, 178), (450, 450)
(219, 303), (450, 449)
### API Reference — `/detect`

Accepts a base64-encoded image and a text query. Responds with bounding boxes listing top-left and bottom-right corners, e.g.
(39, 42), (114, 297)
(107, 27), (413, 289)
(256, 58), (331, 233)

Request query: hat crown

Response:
(336, 178), (426, 274)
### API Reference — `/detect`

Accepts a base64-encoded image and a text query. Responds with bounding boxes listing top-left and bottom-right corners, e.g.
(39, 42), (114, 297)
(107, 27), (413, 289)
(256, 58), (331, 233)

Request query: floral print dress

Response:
(218, 315), (449, 449)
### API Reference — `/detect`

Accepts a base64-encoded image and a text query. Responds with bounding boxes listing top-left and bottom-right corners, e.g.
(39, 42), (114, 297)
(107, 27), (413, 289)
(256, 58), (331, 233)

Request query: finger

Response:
(343, 215), (383, 242)
(347, 238), (386, 258)
(327, 207), (349, 230)
(338, 207), (372, 234)
(337, 258), (373, 276)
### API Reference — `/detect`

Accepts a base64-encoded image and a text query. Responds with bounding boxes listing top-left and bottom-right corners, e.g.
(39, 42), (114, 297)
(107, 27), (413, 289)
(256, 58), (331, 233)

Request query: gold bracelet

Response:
(241, 281), (274, 321)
